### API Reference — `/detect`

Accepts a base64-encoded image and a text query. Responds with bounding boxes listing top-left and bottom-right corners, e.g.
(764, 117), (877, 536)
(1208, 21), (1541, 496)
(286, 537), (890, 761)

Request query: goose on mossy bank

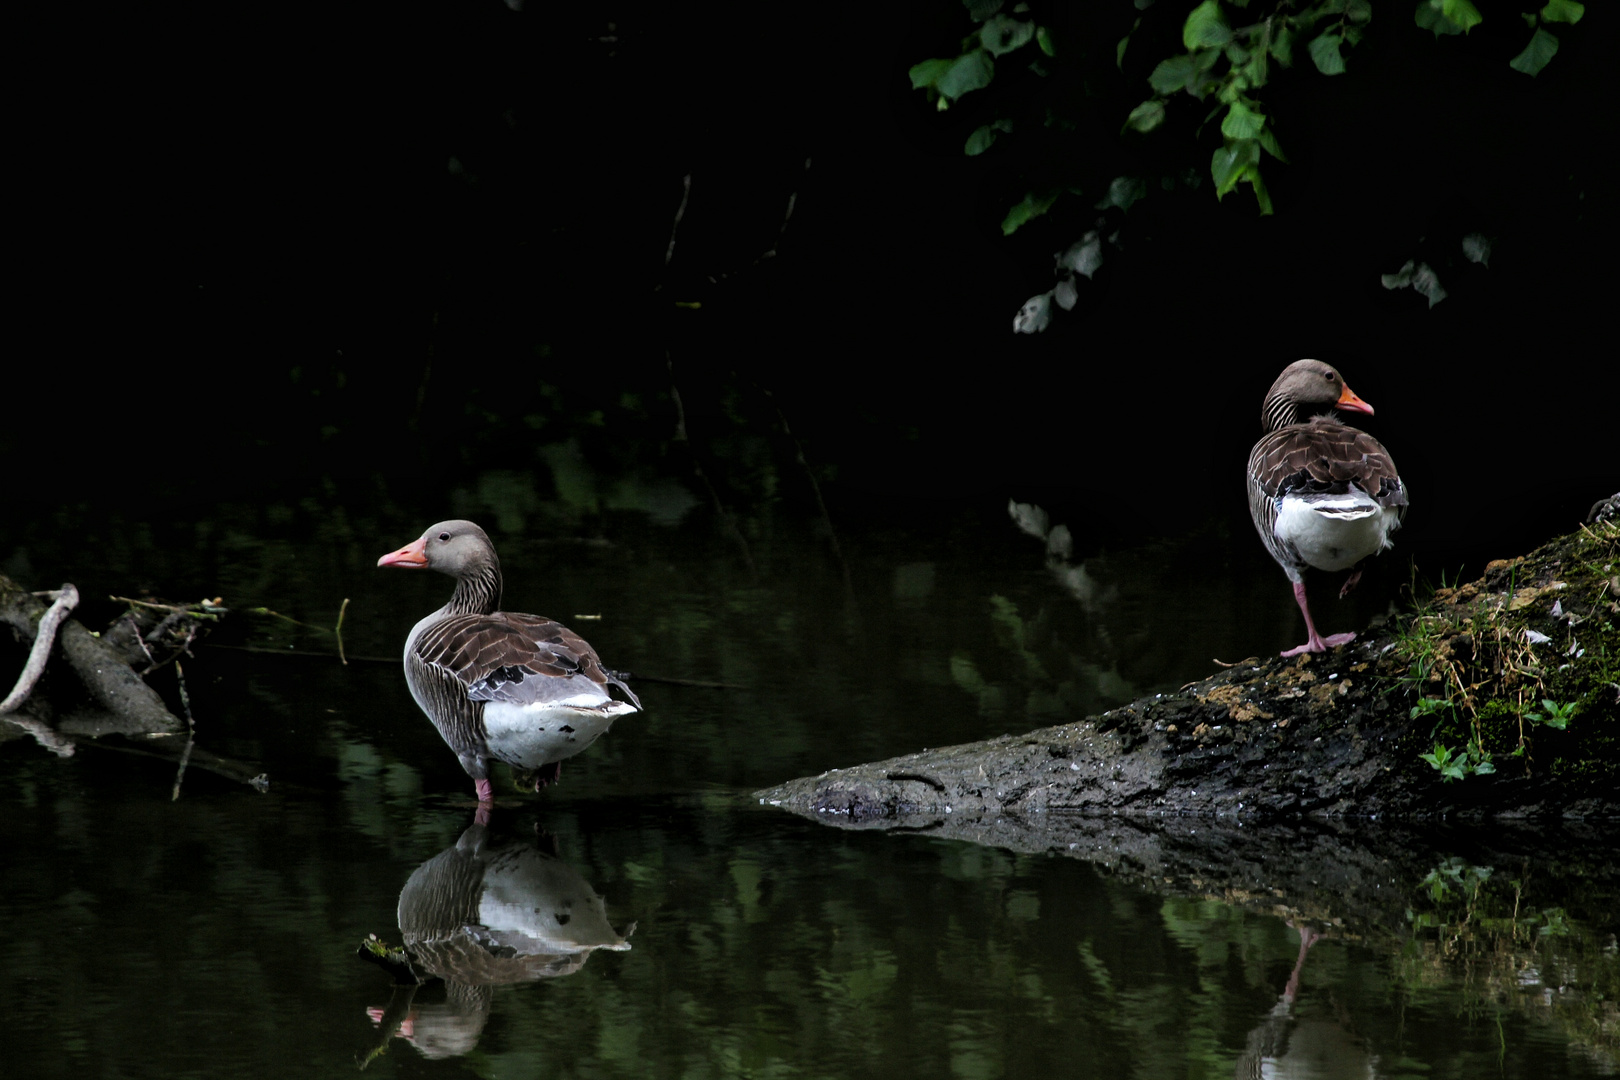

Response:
(1247, 360), (1408, 657)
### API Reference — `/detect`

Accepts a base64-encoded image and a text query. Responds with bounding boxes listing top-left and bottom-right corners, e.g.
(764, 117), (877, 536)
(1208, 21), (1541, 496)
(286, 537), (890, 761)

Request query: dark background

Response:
(9, 1), (1613, 571)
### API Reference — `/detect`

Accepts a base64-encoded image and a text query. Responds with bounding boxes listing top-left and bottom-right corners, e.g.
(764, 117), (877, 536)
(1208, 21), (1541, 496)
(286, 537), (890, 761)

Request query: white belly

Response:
(1274, 493), (1398, 573)
(482, 699), (637, 769)
(475, 850), (632, 954)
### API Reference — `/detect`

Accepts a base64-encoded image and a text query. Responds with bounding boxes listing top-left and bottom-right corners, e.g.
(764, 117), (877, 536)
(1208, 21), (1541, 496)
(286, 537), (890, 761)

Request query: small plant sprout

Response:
(1524, 699), (1578, 731)
(1420, 739), (1494, 782)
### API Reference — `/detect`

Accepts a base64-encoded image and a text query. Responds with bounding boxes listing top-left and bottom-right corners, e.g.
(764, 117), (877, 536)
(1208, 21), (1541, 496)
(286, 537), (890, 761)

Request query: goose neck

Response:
(1261, 391), (1303, 433)
(447, 563), (502, 617)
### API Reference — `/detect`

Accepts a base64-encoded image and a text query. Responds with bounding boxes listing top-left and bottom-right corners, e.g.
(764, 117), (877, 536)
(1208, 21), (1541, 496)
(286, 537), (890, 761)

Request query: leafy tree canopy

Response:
(910, 0), (1586, 224)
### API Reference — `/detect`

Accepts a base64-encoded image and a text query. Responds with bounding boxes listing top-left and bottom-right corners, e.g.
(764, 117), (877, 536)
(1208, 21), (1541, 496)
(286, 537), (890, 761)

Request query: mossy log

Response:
(758, 520), (1620, 823)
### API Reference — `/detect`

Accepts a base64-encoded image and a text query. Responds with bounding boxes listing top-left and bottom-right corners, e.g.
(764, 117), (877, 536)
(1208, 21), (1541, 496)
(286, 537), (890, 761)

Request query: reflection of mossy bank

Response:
(1401, 850), (1620, 1068)
(761, 518), (1620, 1070)
(759, 518), (1619, 823)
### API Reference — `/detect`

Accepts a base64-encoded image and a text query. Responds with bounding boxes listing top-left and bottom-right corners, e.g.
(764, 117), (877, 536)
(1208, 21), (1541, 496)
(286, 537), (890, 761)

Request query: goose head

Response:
(377, 520), (500, 579)
(1262, 359), (1373, 430)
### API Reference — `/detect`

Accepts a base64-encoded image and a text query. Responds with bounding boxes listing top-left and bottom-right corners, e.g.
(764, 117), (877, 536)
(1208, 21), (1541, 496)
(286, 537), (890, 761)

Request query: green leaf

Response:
(1346, 0), (1373, 23)
(1257, 125), (1288, 161)
(1464, 234), (1496, 268)
(1096, 176), (1148, 211)
(1415, 1), (1461, 35)
(1509, 27), (1560, 75)
(1385, 261), (1447, 306)
(1249, 166), (1273, 214)
(981, 15), (1036, 56)
(1416, 0), (1482, 35)
(1183, 1), (1232, 49)
(1270, 25), (1295, 65)
(1309, 30), (1347, 74)
(937, 50), (995, 101)
(1149, 54), (1196, 94)
(964, 0), (1004, 21)
(1124, 99), (1167, 133)
(1117, 19), (1140, 70)
(1441, 0), (1483, 31)
(1038, 25), (1056, 56)
(1186, 49), (1221, 100)
(1541, 0), (1584, 24)
(1211, 138), (1259, 196)
(908, 58), (954, 91)
(1058, 232), (1104, 278)
(965, 125), (997, 155)
(1220, 99), (1266, 139)
(1242, 46), (1270, 88)
(1002, 191), (1058, 235)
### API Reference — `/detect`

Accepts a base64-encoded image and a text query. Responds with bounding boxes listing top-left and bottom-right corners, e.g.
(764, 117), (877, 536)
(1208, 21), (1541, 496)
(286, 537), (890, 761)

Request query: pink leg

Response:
(1281, 921), (1323, 1004)
(365, 1006), (416, 1039)
(1338, 568), (1364, 599)
(1280, 580), (1356, 657)
(474, 777), (494, 803)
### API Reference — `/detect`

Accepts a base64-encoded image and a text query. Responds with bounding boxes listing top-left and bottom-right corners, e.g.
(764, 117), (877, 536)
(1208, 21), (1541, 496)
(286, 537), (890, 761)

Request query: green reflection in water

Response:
(2, 484), (1612, 1079)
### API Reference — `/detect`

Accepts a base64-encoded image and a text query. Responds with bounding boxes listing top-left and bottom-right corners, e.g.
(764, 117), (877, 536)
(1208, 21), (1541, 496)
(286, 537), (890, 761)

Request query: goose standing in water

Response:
(1247, 360), (1408, 656)
(378, 520), (642, 802)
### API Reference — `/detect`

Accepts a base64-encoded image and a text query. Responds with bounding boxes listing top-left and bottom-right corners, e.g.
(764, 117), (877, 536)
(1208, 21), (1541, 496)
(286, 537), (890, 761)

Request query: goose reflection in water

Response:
(1234, 922), (1379, 1080)
(361, 819), (635, 1063)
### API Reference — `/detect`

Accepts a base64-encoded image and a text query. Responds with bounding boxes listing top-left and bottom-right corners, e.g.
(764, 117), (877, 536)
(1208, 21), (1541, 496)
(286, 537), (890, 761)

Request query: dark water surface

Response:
(3, 490), (1613, 1078)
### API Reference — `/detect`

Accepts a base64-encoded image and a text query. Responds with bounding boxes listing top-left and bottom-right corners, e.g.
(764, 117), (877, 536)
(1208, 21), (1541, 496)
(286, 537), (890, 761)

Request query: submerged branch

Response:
(2, 583), (79, 715)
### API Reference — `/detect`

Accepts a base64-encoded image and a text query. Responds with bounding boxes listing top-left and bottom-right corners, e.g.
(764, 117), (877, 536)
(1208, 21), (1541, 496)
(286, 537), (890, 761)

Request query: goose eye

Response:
(438, 532), (451, 542)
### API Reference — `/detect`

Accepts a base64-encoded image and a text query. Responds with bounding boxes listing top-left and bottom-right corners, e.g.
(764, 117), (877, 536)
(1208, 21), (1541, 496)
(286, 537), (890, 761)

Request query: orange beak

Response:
(1336, 383), (1374, 416)
(377, 537), (428, 568)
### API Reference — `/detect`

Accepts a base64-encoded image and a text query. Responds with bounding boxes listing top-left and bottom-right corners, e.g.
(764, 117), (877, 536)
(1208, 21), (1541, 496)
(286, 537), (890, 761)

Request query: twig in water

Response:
(247, 607), (332, 634)
(760, 385), (852, 595)
(203, 642), (396, 663)
(668, 352), (756, 574)
(125, 612), (159, 670)
(709, 158), (812, 284)
(110, 595), (224, 620)
(171, 660), (197, 801)
(335, 597), (351, 665)
(655, 173), (692, 287)
(617, 672), (745, 690)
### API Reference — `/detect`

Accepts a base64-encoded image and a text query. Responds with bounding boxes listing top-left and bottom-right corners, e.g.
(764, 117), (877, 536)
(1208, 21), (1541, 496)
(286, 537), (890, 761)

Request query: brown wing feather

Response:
(1248, 418), (1405, 506)
(415, 613), (608, 690)
(414, 613), (642, 709)
(1247, 417), (1406, 577)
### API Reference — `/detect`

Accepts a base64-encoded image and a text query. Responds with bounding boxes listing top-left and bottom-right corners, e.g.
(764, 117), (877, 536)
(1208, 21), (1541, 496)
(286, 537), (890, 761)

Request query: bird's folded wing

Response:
(1250, 420), (1405, 508)
(415, 613), (616, 705)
